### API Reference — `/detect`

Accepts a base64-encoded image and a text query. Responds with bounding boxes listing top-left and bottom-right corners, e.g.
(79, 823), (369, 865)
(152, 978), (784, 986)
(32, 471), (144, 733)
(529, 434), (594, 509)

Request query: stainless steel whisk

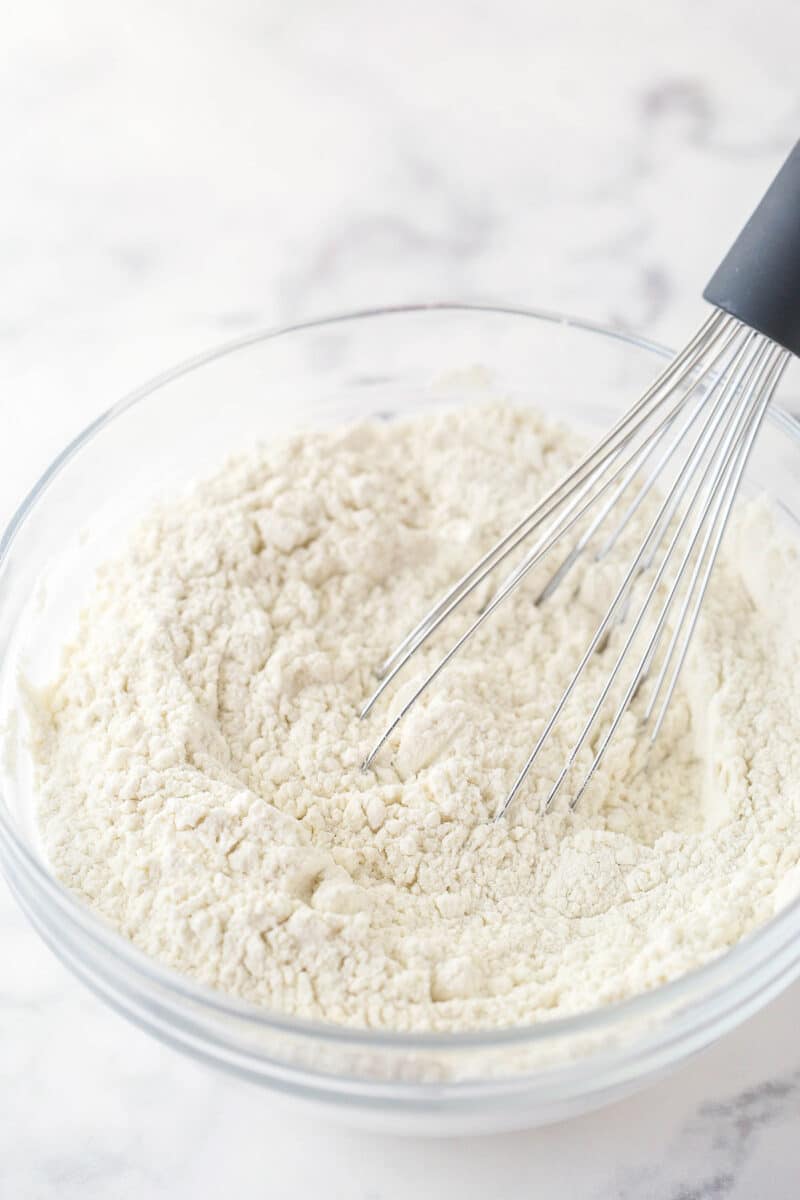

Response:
(360, 141), (800, 817)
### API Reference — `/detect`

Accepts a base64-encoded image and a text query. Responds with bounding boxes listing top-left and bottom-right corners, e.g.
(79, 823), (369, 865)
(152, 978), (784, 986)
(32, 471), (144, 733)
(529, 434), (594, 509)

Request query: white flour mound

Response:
(29, 403), (800, 1032)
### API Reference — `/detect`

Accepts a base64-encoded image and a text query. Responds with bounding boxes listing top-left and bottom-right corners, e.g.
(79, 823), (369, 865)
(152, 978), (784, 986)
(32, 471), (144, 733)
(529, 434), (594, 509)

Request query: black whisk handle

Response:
(704, 139), (800, 357)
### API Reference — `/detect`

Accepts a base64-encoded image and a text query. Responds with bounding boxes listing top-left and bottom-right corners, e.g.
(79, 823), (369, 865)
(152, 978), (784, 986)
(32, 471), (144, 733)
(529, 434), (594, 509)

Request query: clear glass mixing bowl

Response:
(2, 305), (800, 1136)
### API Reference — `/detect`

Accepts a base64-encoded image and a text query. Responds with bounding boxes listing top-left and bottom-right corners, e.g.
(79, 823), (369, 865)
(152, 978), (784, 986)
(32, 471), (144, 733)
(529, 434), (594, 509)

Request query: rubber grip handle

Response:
(704, 140), (800, 357)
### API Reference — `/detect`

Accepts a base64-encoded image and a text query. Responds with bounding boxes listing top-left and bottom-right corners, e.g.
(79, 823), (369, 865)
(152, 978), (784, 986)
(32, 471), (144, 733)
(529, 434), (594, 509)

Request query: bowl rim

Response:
(2, 299), (800, 1052)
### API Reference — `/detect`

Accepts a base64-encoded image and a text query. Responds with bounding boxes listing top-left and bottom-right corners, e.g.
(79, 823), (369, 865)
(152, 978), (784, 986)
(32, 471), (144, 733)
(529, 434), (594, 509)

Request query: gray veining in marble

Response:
(3, 0), (800, 1196)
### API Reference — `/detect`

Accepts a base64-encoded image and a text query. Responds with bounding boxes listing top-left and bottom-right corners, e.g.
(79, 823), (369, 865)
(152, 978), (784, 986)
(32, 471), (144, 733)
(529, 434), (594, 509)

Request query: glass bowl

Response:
(2, 304), (800, 1136)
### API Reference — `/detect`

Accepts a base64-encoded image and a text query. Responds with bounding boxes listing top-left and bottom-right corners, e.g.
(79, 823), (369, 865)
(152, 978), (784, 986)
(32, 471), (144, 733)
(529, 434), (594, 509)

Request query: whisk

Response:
(361, 141), (800, 817)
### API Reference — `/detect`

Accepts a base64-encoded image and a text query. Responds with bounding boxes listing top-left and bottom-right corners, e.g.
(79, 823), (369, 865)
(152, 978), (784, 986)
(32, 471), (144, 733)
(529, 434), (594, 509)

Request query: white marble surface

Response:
(3, 1), (800, 1195)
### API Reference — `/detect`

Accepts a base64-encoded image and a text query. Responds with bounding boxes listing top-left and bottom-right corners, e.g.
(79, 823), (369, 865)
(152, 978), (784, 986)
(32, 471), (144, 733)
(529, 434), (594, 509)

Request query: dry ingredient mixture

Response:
(29, 403), (800, 1032)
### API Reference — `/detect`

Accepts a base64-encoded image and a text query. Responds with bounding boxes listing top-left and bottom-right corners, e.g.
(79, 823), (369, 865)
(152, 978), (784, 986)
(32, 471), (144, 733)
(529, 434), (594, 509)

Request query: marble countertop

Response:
(3, 1), (800, 1195)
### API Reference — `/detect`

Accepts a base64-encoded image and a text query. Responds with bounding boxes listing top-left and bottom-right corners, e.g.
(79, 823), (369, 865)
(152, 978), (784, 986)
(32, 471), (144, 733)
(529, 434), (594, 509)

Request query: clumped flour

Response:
(29, 403), (800, 1031)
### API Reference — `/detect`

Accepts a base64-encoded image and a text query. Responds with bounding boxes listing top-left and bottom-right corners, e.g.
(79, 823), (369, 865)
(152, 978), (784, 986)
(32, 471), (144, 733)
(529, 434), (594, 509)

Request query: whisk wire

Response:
(593, 328), (744, 565)
(645, 347), (790, 741)
(534, 321), (749, 608)
(544, 338), (780, 815)
(496, 329), (768, 818)
(360, 316), (740, 727)
(360, 306), (790, 814)
(360, 376), (712, 767)
(374, 310), (732, 683)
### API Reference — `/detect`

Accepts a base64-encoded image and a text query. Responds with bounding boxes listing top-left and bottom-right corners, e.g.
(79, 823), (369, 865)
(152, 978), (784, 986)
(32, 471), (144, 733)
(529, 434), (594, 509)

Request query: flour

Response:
(28, 403), (800, 1032)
